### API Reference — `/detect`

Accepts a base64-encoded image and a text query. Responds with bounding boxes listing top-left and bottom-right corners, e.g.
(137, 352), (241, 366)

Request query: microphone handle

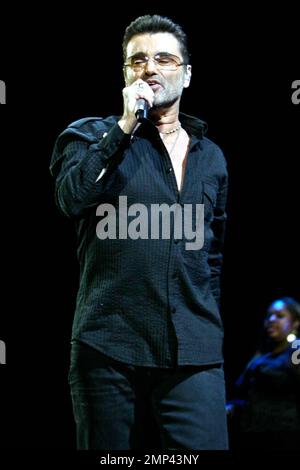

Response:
(135, 99), (149, 121)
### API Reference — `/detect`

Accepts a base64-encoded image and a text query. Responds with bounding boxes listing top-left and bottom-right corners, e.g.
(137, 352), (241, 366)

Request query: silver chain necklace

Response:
(160, 127), (182, 157)
(160, 123), (181, 135)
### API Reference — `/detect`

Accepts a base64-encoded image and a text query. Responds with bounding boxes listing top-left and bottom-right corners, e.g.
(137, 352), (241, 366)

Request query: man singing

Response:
(50, 14), (229, 450)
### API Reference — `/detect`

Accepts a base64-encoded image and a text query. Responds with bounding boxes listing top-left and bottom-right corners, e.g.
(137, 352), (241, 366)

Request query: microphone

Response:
(135, 99), (150, 121)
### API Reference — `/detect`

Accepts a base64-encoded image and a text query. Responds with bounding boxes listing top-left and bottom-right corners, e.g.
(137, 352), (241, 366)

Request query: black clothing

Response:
(50, 113), (228, 367)
(69, 341), (228, 450)
(232, 345), (300, 433)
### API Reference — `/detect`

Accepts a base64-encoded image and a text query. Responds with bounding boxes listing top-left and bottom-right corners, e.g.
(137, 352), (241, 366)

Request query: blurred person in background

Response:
(227, 297), (300, 449)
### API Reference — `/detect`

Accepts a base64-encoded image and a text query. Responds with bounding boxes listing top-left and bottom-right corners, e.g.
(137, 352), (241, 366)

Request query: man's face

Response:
(124, 32), (191, 109)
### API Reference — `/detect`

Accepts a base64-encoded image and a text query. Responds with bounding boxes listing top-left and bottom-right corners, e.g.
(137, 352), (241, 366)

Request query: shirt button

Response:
(167, 167), (173, 173)
(171, 307), (176, 314)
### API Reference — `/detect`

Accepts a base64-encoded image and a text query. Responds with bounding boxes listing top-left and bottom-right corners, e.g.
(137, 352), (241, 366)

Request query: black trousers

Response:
(69, 341), (228, 450)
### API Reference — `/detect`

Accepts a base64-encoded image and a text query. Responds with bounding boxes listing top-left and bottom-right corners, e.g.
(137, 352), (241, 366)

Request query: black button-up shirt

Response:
(50, 113), (228, 367)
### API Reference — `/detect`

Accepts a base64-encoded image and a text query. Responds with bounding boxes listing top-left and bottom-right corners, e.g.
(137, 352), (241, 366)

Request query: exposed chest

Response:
(161, 129), (190, 191)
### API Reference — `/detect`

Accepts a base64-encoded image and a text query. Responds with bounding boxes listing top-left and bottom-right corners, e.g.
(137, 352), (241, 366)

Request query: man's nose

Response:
(144, 57), (158, 73)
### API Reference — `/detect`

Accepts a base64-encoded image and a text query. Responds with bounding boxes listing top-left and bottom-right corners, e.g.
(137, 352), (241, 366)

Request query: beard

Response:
(151, 95), (178, 110)
(151, 85), (183, 109)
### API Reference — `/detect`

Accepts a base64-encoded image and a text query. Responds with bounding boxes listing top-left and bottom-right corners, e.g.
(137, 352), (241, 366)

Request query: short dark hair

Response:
(122, 15), (190, 64)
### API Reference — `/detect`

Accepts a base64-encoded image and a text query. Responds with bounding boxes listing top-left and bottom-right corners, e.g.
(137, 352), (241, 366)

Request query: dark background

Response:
(0, 3), (299, 451)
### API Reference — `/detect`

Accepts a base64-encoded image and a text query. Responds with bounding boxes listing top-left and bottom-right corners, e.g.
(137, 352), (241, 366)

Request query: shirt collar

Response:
(135, 112), (207, 140)
(179, 112), (208, 139)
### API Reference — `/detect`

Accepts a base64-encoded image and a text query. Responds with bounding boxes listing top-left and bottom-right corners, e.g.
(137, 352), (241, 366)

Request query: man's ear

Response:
(183, 65), (192, 88)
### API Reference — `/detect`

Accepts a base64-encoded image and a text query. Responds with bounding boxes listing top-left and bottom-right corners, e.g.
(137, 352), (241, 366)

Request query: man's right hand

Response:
(118, 79), (154, 134)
